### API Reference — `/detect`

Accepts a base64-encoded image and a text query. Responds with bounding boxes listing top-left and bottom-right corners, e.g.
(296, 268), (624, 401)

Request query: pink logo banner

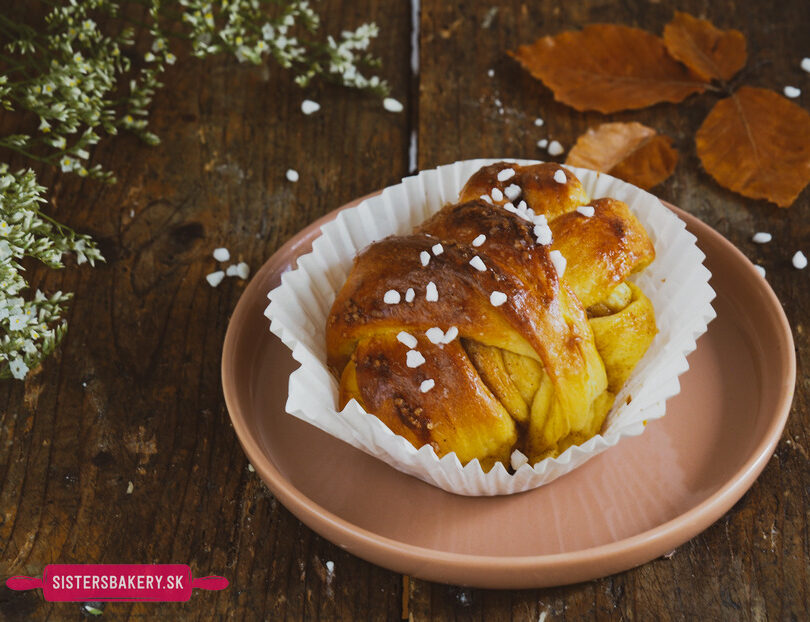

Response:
(6, 564), (228, 602)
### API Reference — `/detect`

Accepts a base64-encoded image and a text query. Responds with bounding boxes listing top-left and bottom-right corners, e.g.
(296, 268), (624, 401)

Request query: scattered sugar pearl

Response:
(490, 291), (507, 307)
(213, 247), (230, 262)
(301, 99), (320, 115)
(504, 184), (521, 201)
(752, 232), (772, 244)
(487, 68), (495, 77)
(549, 250), (567, 277)
(406, 350), (426, 368)
(503, 201), (517, 213)
(577, 205), (595, 218)
(425, 327), (445, 344)
(226, 264), (240, 277)
(537, 138), (548, 149)
(206, 271), (225, 287)
(397, 331), (418, 349)
(442, 326), (458, 343)
(405, 288), (415, 302)
(547, 140), (564, 156)
(384, 290), (401, 304)
(383, 97), (404, 112)
(126, 481), (134, 494)
(534, 117), (544, 127)
(802, 57), (810, 73)
(420, 250), (431, 266)
(517, 200), (528, 211)
(420, 379), (435, 393)
(469, 256), (487, 272)
(491, 187), (504, 202)
(534, 224), (552, 245)
(497, 168), (516, 182)
(553, 169), (567, 184)
(325, 561), (335, 574)
(480, 194), (493, 204)
(472, 234), (486, 247)
(754, 265), (766, 278)
(286, 168), (299, 182)
(235, 262), (250, 280)
(426, 281), (438, 302)
(432, 243), (444, 256)
(793, 251), (808, 269)
(784, 86), (801, 98)
(510, 449), (529, 470)
(247, 463), (255, 472)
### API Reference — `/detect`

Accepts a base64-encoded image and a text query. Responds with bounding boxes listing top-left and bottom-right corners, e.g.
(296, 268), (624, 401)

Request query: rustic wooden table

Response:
(1, 1), (808, 619)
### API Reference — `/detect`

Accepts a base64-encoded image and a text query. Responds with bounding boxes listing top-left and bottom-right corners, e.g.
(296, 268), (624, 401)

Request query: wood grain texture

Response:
(0, 0), (808, 620)
(0, 1), (411, 619)
(414, 0), (809, 620)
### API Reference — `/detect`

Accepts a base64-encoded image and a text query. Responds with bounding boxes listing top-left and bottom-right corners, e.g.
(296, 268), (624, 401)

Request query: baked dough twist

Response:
(326, 163), (656, 470)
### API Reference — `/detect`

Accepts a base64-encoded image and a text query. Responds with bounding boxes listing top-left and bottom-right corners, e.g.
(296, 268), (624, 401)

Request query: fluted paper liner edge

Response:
(265, 159), (716, 496)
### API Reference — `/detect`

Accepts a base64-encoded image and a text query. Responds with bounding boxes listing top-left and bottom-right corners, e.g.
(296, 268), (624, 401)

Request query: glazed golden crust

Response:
(460, 162), (590, 220)
(348, 334), (518, 469)
(549, 197), (655, 308)
(326, 162), (657, 467)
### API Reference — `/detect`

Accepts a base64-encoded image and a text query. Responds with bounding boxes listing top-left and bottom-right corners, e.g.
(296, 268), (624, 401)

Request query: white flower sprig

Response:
(0, 166), (103, 380)
(179, 0), (388, 93)
(0, 0), (387, 381)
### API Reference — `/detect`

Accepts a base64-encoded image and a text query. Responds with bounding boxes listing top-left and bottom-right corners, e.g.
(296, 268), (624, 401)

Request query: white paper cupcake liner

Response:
(266, 159), (716, 496)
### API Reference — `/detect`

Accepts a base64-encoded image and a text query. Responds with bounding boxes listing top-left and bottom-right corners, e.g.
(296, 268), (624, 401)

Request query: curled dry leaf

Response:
(566, 122), (678, 190)
(510, 24), (707, 113)
(663, 12), (747, 82)
(696, 86), (810, 207)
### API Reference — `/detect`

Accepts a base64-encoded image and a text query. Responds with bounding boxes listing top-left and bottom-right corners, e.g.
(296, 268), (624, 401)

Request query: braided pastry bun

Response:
(326, 162), (656, 471)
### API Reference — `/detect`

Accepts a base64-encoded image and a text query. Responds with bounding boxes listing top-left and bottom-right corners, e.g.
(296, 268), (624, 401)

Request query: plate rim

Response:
(222, 194), (796, 586)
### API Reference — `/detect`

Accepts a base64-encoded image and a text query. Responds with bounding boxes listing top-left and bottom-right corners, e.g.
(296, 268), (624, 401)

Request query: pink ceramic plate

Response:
(221, 197), (795, 589)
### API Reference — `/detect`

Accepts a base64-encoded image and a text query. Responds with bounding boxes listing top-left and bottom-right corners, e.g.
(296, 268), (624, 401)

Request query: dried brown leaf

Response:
(566, 122), (678, 189)
(510, 24), (707, 113)
(663, 12), (746, 82)
(696, 86), (810, 207)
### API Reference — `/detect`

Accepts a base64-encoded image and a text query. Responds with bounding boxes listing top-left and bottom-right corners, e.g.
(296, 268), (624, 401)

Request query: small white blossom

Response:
(9, 357), (29, 380)
(9, 315), (28, 330)
(59, 155), (75, 172)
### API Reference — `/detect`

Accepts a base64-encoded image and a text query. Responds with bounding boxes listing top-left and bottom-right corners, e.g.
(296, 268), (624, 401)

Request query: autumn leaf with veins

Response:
(512, 12), (810, 207)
